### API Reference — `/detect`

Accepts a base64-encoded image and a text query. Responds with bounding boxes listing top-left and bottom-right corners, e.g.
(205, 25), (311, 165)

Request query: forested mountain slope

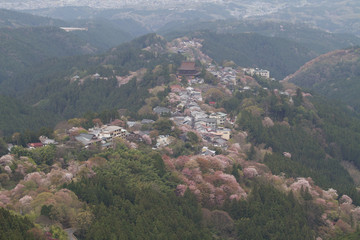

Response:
(68, 18), (134, 51)
(161, 19), (360, 55)
(2, 30), (311, 120)
(0, 10), (133, 82)
(0, 33), (183, 120)
(0, 27), (97, 81)
(194, 31), (317, 79)
(0, 95), (58, 136)
(285, 47), (360, 111)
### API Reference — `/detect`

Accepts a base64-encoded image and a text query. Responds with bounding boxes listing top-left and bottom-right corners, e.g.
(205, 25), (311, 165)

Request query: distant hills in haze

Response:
(0, 9), (134, 81)
(0, 8), (63, 28)
(2, 0), (358, 37)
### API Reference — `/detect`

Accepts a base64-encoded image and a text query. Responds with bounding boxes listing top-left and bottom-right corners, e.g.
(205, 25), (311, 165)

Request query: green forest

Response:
(232, 88), (360, 204)
(66, 146), (212, 239)
(288, 47), (360, 112)
(0, 33), (183, 135)
(64, 144), (317, 239)
(191, 31), (316, 79)
(160, 19), (360, 55)
(0, 208), (38, 240)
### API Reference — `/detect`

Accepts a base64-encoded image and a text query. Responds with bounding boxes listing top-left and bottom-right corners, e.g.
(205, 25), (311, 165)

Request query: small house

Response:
(27, 143), (43, 149)
(156, 135), (172, 148)
(75, 133), (98, 147)
(202, 147), (216, 156)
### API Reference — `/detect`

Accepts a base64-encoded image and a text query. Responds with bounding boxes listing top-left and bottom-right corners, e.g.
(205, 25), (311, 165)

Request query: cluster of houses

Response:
(169, 38), (203, 56)
(17, 39), (290, 158)
(169, 38), (212, 65)
(170, 39), (203, 54)
(167, 85), (232, 153)
(24, 60), (273, 155)
(207, 64), (238, 86)
(26, 136), (58, 149)
(70, 72), (109, 85)
(63, 63), (289, 152)
(25, 77), (233, 153)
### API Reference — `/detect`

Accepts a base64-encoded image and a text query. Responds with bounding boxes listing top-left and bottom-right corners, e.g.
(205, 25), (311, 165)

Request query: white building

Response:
(209, 112), (227, 126)
(244, 68), (270, 79)
(254, 69), (270, 79)
(156, 135), (172, 148)
(89, 125), (128, 140)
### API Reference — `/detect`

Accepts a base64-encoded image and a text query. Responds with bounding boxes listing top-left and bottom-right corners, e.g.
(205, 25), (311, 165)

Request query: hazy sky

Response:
(0, 0), (229, 10)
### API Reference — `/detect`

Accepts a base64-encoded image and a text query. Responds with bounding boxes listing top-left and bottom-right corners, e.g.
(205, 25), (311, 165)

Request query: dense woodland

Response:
(160, 19), (360, 55)
(0, 27), (94, 80)
(66, 145), (317, 239)
(230, 87), (360, 205)
(223, 184), (315, 240)
(0, 95), (59, 136)
(0, 33), (183, 136)
(0, 16), (134, 82)
(288, 47), (360, 112)
(66, 146), (212, 239)
(178, 31), (317, 80)
(0, 208), (38, 240)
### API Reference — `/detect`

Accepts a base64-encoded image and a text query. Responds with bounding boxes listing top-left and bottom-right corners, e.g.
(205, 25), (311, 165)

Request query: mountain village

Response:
(20, 37), (279, 160)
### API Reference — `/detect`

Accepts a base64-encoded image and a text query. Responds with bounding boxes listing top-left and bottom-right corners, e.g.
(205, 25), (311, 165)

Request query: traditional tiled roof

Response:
(178, 62), (196, 71)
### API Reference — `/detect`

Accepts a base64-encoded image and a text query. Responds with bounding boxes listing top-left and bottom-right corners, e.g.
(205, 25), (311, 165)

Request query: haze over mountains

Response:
(1, 0), (359, 36)
(0, 0), (307, 10)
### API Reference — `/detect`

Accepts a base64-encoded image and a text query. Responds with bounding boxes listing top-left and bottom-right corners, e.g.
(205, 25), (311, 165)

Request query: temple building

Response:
(178, 62), (199, 76)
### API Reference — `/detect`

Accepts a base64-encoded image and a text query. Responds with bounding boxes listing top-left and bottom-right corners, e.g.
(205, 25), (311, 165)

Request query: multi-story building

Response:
(209, 112), (227, 126)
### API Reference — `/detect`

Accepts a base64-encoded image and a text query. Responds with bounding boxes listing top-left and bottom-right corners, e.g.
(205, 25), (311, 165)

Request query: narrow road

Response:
(64, 228), (77, 240)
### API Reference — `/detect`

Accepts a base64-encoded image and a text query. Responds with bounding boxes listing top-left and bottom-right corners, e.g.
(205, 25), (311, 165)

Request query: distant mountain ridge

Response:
(0, 26), (97, 81)
(0, 10), (134, 82)
(0, 8), (64, 28)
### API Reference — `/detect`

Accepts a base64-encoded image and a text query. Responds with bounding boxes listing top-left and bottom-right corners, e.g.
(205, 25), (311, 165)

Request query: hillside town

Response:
(20, 37), (277, 158)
